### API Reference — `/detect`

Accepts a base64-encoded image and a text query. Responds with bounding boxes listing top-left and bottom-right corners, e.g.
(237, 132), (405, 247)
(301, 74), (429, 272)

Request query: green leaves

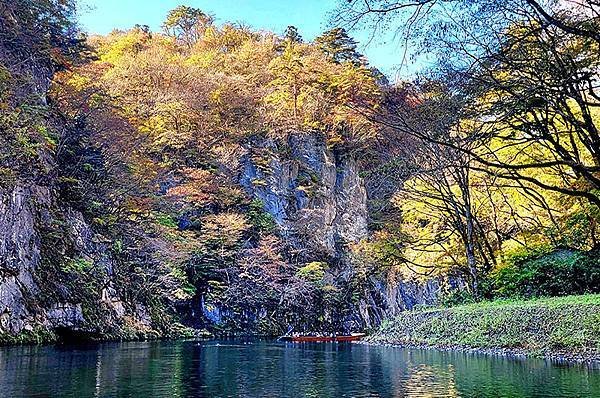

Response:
(62, 257), (94, 274)
(296, 262), (329, 284)
(246, 199), (276, 235)
(314, 28), (362, 65)
(491, 248), (600, 298)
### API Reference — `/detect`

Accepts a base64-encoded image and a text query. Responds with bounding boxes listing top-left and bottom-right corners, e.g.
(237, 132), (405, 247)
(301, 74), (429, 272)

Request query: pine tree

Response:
(162, 5), (213, 48)
(314, 28), (362, 65)
(283, 25), (303, 44)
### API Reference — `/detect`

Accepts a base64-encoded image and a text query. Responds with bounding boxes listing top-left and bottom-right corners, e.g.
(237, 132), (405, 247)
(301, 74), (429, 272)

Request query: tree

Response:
(0, 0), (83, 179)
(314, 27), (363, 65)
(331, 0), (600, 296)
(382, 83), (494, 296)
(0, 0), (82, 79)
(337, 0), (600, 208)
(356, 79), (572, 296)
(266, 43), (308, 122)
(163, 5), (214, 48)
(283, 25), (303, 44)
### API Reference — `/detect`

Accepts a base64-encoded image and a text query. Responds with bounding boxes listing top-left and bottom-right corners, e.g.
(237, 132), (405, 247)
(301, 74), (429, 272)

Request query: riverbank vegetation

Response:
(368, 294), (600, 360)
(339, 0), (600, 303)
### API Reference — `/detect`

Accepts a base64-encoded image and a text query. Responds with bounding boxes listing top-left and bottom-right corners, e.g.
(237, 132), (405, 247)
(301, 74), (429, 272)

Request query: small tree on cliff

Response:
(163, 5), (214, 48)
(283, 25), (303, 44)
(314, 27), (362, 65)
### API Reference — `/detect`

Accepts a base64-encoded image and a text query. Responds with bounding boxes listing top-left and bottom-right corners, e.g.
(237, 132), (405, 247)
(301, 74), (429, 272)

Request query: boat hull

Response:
(280, 334), (365, 343)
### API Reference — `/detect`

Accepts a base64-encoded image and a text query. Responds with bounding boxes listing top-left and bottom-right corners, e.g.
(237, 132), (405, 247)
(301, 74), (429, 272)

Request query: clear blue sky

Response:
(77, 0), (419, 79)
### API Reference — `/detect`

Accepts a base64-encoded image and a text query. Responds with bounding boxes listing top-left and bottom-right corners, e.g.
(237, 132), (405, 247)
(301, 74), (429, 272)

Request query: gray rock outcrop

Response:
(240, 132), (368, 260)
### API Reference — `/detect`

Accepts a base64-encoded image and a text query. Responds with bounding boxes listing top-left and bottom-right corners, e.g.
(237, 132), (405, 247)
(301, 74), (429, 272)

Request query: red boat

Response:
(279, 333), (366, 343)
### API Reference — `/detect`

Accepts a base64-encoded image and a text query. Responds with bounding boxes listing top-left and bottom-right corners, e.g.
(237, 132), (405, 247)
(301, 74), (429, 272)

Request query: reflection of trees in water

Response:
(1, 342), (600, 397)
(93, 341), (185, 395)
(401, 364), (459, 398)
(365, 346), (459, 397)
(370, 346), (600, 398)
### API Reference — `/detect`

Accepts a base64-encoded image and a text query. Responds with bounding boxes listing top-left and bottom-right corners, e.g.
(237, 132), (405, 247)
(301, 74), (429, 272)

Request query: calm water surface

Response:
(0, 339), (599, 397)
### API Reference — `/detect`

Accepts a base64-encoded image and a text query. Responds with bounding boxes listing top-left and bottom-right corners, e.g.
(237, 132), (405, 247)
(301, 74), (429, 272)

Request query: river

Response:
(0, 339), (598, 397)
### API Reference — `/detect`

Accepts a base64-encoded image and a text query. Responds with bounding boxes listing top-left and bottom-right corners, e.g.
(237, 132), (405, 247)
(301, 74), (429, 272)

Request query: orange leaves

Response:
(165, 167), (246, 209)
(239, 235), (289, 278)
(167, 168), (217, 206)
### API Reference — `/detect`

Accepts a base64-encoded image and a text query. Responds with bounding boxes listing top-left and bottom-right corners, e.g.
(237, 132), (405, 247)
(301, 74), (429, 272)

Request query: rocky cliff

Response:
(0, 139), (185, 343)
(237, 132), (459, 329)
(240, 132), (369, 261)
(0, 127), (456, 341)
(359, 276), (468, 328)
(0, 184), (145, 341)
(0, 11), (182, 342)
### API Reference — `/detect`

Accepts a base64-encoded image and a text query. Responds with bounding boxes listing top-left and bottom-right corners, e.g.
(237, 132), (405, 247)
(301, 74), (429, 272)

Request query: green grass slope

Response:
(368, 295), (600, 359)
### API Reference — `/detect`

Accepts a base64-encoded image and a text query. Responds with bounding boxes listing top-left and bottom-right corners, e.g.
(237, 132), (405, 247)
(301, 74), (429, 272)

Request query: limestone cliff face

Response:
(359, 276), (468, 328)
(0, 185), (47, 335)
(238, 132), (462, 328)
(239, 132), (369, 261)
(0, 184), (149, 339)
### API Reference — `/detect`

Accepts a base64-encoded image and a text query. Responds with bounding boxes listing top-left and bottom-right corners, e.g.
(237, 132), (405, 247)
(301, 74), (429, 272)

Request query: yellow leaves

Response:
(201, 212), (250, 247)
(330, 64), (381, 105)
(296, 262), (328, 282)
(264, 41), (381, 144)
(0, 63), (12, 102)
(139, 114), (168, 140)
(97, 30), (151, 64)
(251, 178), (268, 187)
(50, 69), (98, 115)
(138, 101), (194, 150)
(226, 38), (276, 79)
(185, 48), (221, 69)
(65, 73), (92, 92)
(203, 23), (258, 53)
(209, 87), (223, 107)
(325, 135), (344, 148)
(265, 43), (324, 126)
(86, 22), (385, 151)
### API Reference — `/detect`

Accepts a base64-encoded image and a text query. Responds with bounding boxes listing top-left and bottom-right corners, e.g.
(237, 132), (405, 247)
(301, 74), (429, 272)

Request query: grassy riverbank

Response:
(368, 294), (600, 361)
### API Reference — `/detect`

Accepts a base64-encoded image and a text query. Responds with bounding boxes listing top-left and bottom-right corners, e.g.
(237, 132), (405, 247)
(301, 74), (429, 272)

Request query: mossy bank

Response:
(367, 294), (600, 362)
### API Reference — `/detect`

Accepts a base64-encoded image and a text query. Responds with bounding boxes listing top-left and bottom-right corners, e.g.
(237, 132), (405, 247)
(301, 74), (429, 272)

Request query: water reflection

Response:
(0, 340), (598, 397)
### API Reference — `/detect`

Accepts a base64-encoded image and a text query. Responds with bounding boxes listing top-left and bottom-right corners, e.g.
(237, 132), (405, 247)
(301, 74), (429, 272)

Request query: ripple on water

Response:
(0, 340), (598, 397)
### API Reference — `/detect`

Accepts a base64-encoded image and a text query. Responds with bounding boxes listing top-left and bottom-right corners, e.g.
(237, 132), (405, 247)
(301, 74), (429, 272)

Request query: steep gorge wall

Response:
(0, 32), (171, 343)
(239, 132), (368, 261)
(0, 183), (154, 341)
(238, 132), (457, 327)
(0, 128), (457, 340)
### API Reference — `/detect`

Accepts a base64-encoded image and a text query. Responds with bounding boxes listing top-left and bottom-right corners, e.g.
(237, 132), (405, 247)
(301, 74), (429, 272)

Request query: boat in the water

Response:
(279, 333), (366, 343)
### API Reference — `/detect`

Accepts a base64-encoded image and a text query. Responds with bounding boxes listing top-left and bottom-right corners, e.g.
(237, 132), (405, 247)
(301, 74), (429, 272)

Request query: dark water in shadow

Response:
(0, 339), (598, 397)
